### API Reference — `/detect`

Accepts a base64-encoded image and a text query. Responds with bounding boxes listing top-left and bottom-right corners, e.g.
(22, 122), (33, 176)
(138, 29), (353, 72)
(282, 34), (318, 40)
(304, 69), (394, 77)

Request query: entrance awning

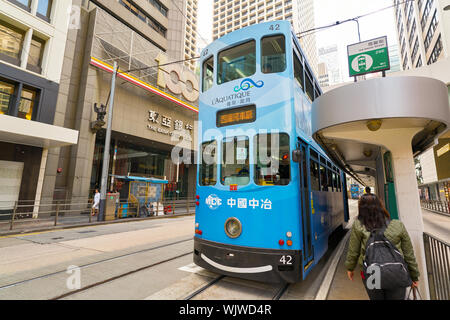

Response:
(0, 114), (79, 148)
(110, 174), (169, 184)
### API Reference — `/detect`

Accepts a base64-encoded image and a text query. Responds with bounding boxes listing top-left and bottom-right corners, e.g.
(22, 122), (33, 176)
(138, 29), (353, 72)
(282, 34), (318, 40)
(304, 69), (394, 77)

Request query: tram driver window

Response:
(254, 133), (290, 186)
(199, 141), (217, 186)
(261, 35), (286, 73)
(218, 40), (256, 84)
(221, 136), (250, 186)
(202, 56), (214, 92)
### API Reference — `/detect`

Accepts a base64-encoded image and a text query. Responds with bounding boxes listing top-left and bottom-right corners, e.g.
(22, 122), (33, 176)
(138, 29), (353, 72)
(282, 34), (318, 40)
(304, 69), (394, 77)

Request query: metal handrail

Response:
(420, 199), (450, 215)
(2, 198), (196, 232)
(423, 232), (450, 300)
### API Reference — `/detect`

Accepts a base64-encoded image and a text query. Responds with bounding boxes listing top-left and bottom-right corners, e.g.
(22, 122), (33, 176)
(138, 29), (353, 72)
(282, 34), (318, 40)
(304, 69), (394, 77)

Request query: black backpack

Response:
(363, 221), (412, 290)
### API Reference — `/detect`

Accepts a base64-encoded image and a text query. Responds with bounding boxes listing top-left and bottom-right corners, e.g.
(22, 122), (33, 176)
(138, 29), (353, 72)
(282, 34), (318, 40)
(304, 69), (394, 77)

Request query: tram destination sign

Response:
(347, 36), (390, 77)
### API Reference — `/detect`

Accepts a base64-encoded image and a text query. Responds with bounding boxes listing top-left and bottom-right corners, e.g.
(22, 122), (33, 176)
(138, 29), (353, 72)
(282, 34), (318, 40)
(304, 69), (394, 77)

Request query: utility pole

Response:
(99, 61), (118, 221)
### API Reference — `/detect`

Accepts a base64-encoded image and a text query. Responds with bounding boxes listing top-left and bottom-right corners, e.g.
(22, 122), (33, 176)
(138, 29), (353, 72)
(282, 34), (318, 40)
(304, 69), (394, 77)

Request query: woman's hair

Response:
(358, 194), (390, 231)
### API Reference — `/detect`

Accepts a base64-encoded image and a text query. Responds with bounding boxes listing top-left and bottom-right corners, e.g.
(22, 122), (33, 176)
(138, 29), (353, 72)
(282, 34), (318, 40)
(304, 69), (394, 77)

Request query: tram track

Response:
(0, 237), (194, 291)
(51, 250), (193, 300)
(183, 274), (290, 300)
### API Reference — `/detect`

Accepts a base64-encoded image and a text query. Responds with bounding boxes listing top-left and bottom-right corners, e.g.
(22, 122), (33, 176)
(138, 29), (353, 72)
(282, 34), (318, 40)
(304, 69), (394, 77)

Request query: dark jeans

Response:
(363, 276), (407, 300)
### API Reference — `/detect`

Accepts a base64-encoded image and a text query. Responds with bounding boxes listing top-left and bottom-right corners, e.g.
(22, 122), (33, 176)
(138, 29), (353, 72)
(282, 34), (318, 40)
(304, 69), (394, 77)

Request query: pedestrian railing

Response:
(0, 197), (196, 233)
(423, 232), (450, 300)
(420, 199), (450, 215)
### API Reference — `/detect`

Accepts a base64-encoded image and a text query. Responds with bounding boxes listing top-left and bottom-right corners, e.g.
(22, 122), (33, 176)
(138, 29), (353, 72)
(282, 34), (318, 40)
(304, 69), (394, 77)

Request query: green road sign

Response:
(347, 36), (390, 77)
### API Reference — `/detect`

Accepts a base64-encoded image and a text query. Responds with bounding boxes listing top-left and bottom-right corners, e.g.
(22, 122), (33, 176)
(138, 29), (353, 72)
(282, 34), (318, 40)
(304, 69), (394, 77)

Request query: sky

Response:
(196, 0), (398, 81)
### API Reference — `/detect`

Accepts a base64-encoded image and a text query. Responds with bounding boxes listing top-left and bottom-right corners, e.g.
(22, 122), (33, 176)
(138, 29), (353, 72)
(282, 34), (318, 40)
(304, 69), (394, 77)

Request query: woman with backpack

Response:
(345, 193), (420, 300)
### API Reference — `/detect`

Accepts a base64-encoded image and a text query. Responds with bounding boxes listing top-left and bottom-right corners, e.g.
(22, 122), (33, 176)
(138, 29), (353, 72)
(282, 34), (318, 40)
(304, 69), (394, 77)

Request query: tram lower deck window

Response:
(254, 133), (290, 186)
(199, 140), (217, 186)
(221, 136), (250, 186)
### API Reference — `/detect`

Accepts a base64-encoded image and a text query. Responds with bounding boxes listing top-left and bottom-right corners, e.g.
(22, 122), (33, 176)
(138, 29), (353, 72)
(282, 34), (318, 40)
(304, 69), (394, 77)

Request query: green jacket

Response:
(344, 219), (420, 281)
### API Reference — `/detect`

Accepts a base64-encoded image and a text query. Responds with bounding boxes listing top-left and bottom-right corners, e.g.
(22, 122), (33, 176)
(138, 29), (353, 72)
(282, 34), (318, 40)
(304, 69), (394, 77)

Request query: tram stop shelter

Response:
(110, 175), (168, 218)
(312, 75), (450, 299)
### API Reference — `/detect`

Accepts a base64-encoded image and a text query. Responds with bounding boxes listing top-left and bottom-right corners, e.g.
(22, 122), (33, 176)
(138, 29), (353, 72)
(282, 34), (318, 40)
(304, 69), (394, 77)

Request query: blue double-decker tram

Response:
(194, 21), (349, 283)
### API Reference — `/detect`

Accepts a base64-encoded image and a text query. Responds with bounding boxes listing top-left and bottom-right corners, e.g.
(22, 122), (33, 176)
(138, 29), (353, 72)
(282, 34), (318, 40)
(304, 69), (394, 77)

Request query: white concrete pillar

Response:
(33, 148), (49, 219)
(20, 28), (33, 69)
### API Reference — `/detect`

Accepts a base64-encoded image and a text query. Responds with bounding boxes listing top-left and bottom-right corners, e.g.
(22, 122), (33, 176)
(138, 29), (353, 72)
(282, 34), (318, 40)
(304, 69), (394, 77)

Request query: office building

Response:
(393, 0), (449, 70)
(0, 0), (78, 217)
(212, 0), (319, 76)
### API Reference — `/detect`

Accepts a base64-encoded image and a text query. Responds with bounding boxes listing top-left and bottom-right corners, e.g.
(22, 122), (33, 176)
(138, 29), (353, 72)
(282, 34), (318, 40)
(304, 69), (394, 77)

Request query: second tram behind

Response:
(193, 21), (349, 283)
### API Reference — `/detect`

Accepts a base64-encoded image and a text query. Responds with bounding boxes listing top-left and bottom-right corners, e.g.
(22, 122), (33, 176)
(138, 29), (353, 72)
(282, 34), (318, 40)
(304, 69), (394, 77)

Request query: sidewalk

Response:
(0, 210), (195, 237)
(326, 237), (369, 300)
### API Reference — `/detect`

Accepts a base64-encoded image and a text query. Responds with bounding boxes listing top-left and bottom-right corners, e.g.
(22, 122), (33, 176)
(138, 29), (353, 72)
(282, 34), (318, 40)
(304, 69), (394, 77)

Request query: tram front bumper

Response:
(194, 237), (302, 283)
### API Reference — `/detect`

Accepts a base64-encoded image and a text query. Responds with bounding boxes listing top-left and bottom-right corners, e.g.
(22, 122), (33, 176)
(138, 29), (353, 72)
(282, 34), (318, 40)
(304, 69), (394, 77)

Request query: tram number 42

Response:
(269, 24), (280, 31)
(279, 255), (293, 265)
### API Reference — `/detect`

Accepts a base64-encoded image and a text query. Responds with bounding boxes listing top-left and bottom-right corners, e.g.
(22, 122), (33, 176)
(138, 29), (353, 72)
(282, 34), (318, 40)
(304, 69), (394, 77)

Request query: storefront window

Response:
(0, 20), (25, 66)
(18, 87), (36, 120)
(221, 136), (250, 186)
(0, 81), (14, 115)
(254, 133), (290, 186)
(218, 40), (255, 84)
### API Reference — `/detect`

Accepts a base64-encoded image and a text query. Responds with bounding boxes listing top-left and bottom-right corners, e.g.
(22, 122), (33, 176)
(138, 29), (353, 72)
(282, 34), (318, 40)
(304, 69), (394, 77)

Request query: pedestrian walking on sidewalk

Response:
(345, 193), (420, 300)
(92, 189), (100, 216)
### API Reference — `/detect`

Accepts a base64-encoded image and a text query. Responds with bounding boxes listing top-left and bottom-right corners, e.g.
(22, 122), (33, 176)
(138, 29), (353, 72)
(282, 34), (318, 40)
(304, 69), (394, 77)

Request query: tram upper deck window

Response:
(217, 40), (256, 84)
(293, 52), (304, 91)
(202, 56), (214, 92)
(261, 35), (286, 73)
(200, 140), (217, 186)
(254, 133), (290, 186)
(221, 136), (250, 186)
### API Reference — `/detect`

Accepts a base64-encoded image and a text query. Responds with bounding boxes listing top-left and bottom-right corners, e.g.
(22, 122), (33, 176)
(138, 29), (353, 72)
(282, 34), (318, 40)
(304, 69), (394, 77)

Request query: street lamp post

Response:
(99, 61), (118, 221)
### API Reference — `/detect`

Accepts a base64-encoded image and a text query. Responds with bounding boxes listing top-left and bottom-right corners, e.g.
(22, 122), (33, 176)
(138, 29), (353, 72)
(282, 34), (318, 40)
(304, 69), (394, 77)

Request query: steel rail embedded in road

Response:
(0, 237), (193, 291)
(272, 283), (290, 300)
(51, 251), (193, 300)
(183, 275), (226, 300)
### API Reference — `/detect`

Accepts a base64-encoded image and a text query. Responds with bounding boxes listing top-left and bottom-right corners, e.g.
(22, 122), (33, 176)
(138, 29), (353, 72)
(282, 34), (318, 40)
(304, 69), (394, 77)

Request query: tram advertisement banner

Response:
(347, 36), (390, 77)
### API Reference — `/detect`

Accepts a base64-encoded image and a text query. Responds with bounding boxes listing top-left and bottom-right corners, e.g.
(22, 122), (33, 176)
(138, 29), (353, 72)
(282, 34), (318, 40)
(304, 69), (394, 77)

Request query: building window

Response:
(411, 38), (419, 62)
(424, 11), (438, 51)
(0, 20), (25, 66)
(427, 35), (442, 65)
(416, 55), (422, 67)
(36, 0), (53, 21)
(18, 87), (37, 120)
(0, 81), (14, 115)
(421, 0), (433, 30)
(27, 36), (45, 74)
(7, 0), (31, 12)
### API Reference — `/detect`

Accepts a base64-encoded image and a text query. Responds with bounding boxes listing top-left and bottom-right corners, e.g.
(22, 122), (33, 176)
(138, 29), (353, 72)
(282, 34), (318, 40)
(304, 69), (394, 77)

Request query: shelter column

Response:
(382, 129), (429, 299)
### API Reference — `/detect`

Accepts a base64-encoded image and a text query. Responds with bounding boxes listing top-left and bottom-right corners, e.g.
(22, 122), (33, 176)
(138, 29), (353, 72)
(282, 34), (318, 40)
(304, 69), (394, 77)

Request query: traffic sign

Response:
(347, 36), (390, 77)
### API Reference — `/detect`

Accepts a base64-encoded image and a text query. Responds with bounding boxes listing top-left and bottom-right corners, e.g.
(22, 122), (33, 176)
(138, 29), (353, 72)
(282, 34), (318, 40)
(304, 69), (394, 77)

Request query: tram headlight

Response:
(224, 217), (242, 239)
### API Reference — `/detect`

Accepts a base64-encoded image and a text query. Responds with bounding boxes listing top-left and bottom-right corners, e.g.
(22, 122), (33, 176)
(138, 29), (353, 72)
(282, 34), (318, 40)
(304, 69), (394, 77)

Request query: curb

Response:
(315, 231), (351, 300)
(0, 212), (195, 237)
